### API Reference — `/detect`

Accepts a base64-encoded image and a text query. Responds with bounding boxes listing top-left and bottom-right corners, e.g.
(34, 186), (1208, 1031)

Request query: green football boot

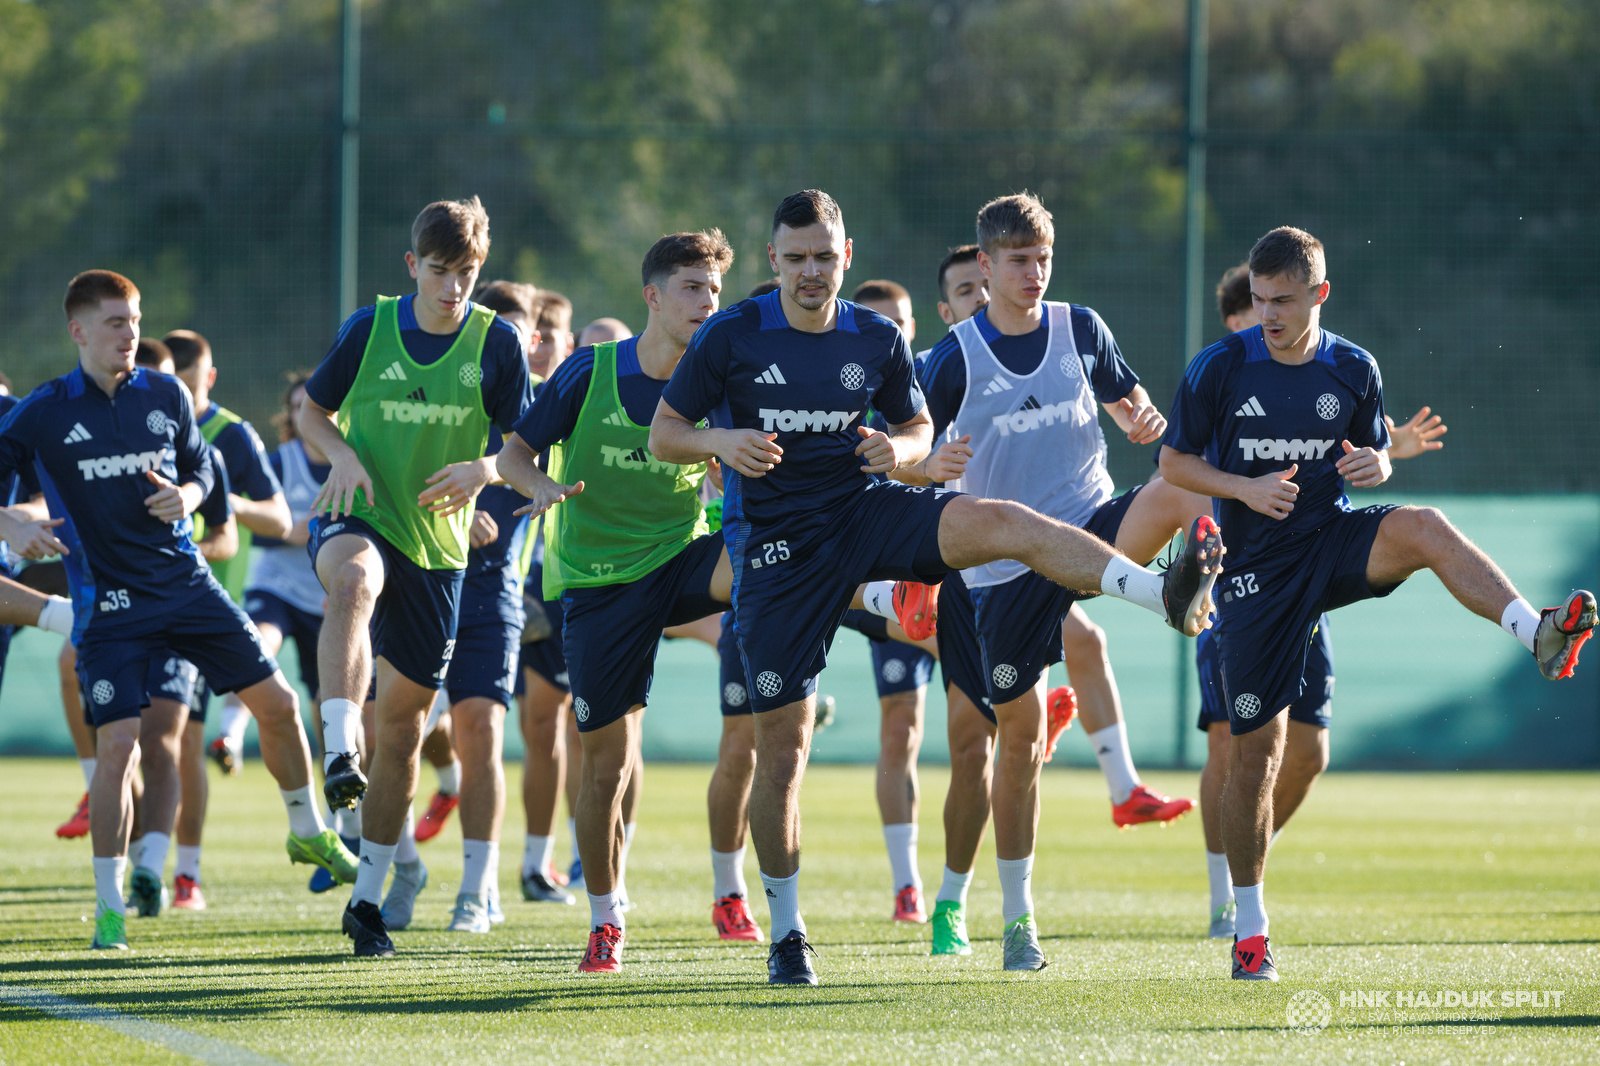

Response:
(286, 829), (360, 885)
(90, 900), (129, 951)
(930, 899), (972, 957)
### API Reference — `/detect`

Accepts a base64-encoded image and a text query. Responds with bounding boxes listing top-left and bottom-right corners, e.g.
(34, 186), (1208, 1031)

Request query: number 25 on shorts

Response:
(750, 540), (790, 569)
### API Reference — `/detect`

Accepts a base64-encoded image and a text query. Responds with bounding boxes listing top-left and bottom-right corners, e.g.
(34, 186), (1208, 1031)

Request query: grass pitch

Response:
(0, 758), (1595, 1065)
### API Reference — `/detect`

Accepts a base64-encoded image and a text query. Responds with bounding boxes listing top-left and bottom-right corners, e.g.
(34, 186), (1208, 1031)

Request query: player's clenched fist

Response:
(855, 426), (899, 474)
(1240, 463), (1299, 520)
(144, 470), (201, 523)
(919, 434), (972, 483)
(1115, 397), (1167, 445)
(718, 429), (783, 478)
(1335, 439), (1391, 488)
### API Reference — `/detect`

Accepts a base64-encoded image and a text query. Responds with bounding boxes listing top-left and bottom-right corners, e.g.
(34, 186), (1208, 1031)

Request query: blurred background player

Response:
(576, 317), (632, 347)
(0, 270), (351, 950)
(1193, 261), (1447, 938)
(531, 290), (575, 381)
(299, 198), (531, 957)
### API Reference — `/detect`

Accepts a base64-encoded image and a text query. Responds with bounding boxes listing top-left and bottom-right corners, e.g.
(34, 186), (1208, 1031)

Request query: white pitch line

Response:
(0, 983), (288, 1066)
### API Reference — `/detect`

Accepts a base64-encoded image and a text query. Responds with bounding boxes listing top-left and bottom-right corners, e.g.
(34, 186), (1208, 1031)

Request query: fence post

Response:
(337, 0), (361, 323)
(1175, 0), (1209, 769)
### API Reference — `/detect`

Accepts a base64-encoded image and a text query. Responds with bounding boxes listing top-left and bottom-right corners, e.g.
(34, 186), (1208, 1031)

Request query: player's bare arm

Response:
(1334, 439), (1391, 488)
(196, 515), (239, 563)
(855, 408), (932, 475)
(1160, 445), (1300, 521)
(1104, 385), (1167, 445)
(649, 399), (783, 478)
(297, 396), (374, 519)
(228, 492), (293, 540)
(496, 431), (583, 517)
(891, 434), (973, 487)
(1385, 405), (1446, 460)
(417, 455), (497, 517)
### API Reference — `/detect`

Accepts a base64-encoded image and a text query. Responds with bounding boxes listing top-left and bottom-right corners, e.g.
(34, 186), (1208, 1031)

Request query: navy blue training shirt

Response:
(0, 366), (217, 634)
(200, 407), (282, 502)
(306, 294), (531, 434)
(1162, 325), (1389, 563)
(918, 304), (1140, 437)
(661, 292), (923, 527)
(513, 338), (673, 451)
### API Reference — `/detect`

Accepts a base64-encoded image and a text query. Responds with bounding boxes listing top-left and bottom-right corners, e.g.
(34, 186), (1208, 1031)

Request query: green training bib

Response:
(543, 341), (708, 598)
(337, 295), (495, 570)
(190, 405), (251, 603)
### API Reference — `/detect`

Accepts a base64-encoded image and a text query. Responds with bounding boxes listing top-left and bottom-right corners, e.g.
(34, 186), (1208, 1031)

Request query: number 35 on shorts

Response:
(1222, 573), (1259, 604)
(749, 540), (790, 570)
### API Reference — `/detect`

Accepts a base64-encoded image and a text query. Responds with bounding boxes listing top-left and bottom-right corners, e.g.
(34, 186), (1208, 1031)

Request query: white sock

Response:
(523, 834), (554, 878)
(935, 865), (973, 906)
(1206, 851), (1234, 913)
(38, 596), (74, 636)
(395, 809), (419, 864)
(280, 786), (327, 839)
(339, 801), (362, 839)
(568, 817), (579, 864)
(351, 838), (396, 907)
(711, 846), (748, 900)
(760, 869), (804, 940)
(617, 822), (636, 896)
(861, 580), (897, 620)
(997, 855), (1035, 925)
(882, 823), (921, 891)
(319, 698), (363, 772)
(139, 832), (171, 875)
(587, 890), (625, 931)
(217, 698), (252, 746)
(1089, 723), (1140, 806)
(79, 758), (97, 790)
(462, 838), (497, 898)
(128, 837), (145, 869)
(1234, 882), (1267, 940)
(436, 759), (462, 796)
(93, 856), (128, 913)
(175, 845), (202, 883)
(1501, 598), (1540, 653)
(1100, 557), (1166, 617)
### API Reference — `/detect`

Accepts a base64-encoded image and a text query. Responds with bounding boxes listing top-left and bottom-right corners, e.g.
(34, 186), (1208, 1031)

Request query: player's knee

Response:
(1061, 620), (1107, 672)
(326, 557), (379, 603)
(950, 738), (991, 785)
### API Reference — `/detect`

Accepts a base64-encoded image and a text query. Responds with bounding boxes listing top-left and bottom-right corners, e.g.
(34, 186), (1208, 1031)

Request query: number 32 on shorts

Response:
(749, 540), (790, 570)
(1223, 572), (1259, 604)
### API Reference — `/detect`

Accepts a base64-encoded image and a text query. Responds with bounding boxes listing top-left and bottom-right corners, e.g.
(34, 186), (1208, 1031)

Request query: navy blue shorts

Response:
(728, 481), (960, 712)
(309, 514), (463, 691)
(562, 533), (725, 733)
(146, 652), (202, 711)
(1219, 505), (1399, 735)
(519, 563), (568, 693)
(245, 588), (322, 696)
(447, 620), (521, 708)
(835, 609), (935, 700)
(967, 485), (1142, 706)
(718, 612), (751, 717)
(936, 573), (991, 720)
(1197, 616), (1334, 731)
(77, 581), (277, 727)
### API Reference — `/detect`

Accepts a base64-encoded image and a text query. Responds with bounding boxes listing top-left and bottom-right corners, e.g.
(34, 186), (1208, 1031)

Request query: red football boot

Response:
(1112, 784), (1195, 829)
(172, 874), (207, 911)
(893, 884), (928, 924)
(1043, 685), (1078, 763)
(893, 581), (939, 641)
(578, 923), (625, 973)
(56, 794), (90, 839)
(413, 790), (459, 843)
(712, 895), (764, 942)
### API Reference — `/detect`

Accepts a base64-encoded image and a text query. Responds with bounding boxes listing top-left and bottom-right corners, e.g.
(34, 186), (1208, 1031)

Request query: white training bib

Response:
(245, 439), (327, 616)
(949, 302), (1113, 587)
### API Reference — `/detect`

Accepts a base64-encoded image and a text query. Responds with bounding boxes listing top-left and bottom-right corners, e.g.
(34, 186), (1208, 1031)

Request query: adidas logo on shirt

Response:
(1235, 396), (1266, 417)
(379, 362), (408, 381)
(1019, 395), (1043, 412)
(981, 377), (1014, 396)
(602, 412), (624, 427)
(64, 423), (93, 444)
(406, 387), (427, 403)
(754, 364), (787, 385)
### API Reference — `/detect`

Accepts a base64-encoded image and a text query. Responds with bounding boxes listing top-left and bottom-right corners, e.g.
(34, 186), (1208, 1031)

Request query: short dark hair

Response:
(64, 270), (139, 320)
(1248, 226), (1326, 285)
(641, 229), (735, 288)
(852, 279), (909, 306)
(163, 329), (211, 373)
(411, 196), (491, 268)
(134, 338), (172, 371)
(772, 189), (842, 234)
(937, 245), (981, 302)
(536, 290), (572, 333)
(1216, 263), (1252, 322)
(975, 193), (1054, 254)
(747, 278), (780, 298)
(474, 279), (536, 319)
